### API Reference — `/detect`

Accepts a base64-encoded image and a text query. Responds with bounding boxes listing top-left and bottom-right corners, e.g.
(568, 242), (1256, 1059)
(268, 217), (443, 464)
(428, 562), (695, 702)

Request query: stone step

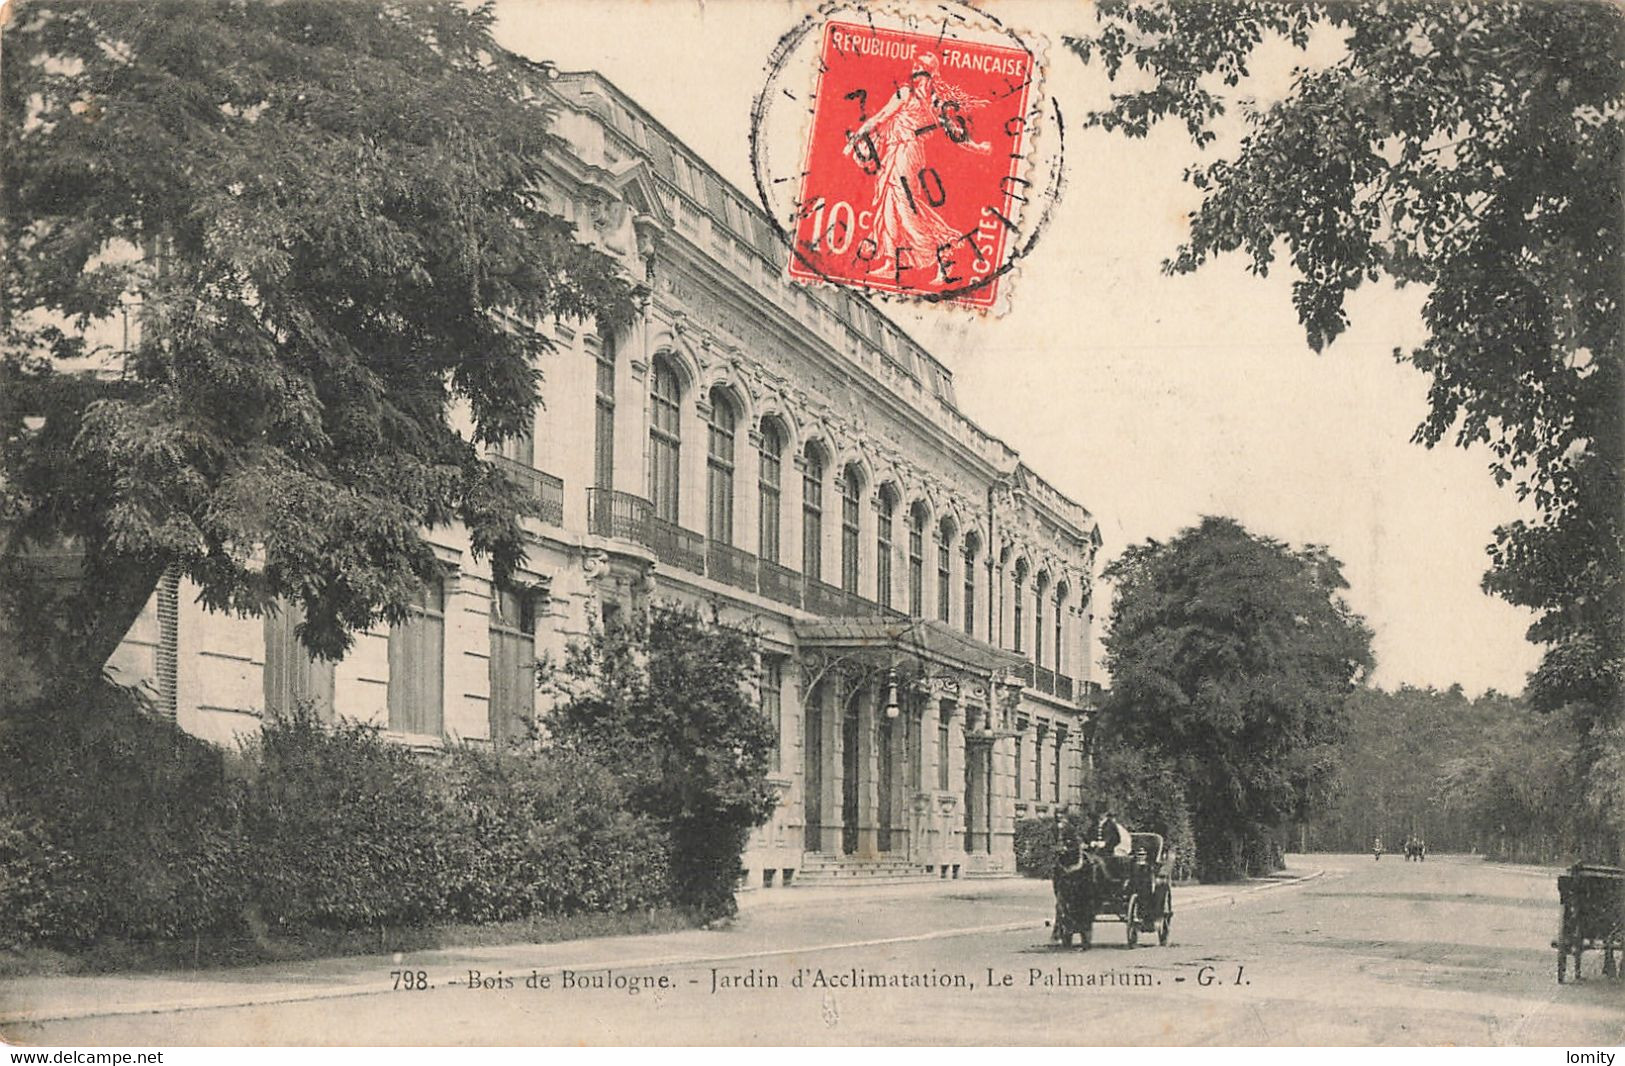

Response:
(799, 856), (920, 867)
(792, 874), (943, 887)
(792, 854), (956, 886)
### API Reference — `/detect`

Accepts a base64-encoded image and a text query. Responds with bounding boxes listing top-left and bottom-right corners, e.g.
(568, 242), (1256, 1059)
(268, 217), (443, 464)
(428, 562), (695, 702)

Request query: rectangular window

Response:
(762, 659), (783, 773)
(500, 425), (535, 467)
(388, 576), (445, 736)
(937, 539), (951, 624)
(263, 602), (335, 721)
(907, 517), (923, 617)
(759, 440), (782, 564)
(1053, 734), (1063, 803)
(802, 464), (823, 580)
(908, 702), (922, 789)
(1035, 730), (1044, 801)
(489, 583), (537, 747)
(1014, 733), (1024, 799)
(1034, 598), (1045, 668)
(593, 335), (615, 491)
(840, 485), (860, 594)
(706, 411), (736, 545)
(649, 363), (682, 523)
(963, 549), (976, 636)
(937, 716), (951, 791)
(876, 510), (893, 609)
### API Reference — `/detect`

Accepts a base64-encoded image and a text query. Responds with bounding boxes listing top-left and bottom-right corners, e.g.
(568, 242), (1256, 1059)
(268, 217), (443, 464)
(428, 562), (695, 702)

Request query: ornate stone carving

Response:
(580, 548), (610, 581)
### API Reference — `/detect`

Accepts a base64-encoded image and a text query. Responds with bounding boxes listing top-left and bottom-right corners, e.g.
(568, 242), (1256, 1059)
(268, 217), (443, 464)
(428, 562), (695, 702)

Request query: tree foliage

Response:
(544, 603), (778, 921)
(0, 1), (636, 698)
(1306, 684), (1618, 861)
(1067, 2), (1624, 730)
(1101, 516), (1373, 880)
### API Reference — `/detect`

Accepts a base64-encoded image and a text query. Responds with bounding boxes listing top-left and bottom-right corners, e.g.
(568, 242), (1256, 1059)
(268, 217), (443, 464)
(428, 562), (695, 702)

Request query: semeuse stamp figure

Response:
(786, 19), (1041, 309)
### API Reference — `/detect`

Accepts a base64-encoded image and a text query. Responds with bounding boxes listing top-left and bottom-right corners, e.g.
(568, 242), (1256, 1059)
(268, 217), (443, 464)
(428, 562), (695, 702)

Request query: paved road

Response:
(4, 854), (1621, 1045)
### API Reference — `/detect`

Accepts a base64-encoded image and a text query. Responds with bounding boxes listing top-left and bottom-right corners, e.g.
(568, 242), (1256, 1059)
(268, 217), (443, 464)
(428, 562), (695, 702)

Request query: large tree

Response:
(1101, 517), (1374, 880)
(1067, 2), (1624, 734)
(0, 1), (635, 702)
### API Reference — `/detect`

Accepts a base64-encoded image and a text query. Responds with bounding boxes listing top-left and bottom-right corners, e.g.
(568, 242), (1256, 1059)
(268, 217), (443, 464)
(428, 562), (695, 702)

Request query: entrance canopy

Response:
(793, 616), (1026, 678)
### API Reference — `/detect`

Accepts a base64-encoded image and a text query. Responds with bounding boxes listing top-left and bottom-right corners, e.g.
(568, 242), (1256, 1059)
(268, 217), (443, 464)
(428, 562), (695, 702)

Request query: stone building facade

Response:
(110, 69), (1101, 887)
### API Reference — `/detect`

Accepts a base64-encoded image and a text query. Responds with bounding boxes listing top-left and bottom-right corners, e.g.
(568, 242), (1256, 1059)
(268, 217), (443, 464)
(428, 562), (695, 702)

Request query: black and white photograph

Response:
(0, 0), (1621, 1051)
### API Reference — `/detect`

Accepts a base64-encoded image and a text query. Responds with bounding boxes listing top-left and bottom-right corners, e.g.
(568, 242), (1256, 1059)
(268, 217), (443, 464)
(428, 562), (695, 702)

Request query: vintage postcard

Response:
(0, 0), (1620, 1053)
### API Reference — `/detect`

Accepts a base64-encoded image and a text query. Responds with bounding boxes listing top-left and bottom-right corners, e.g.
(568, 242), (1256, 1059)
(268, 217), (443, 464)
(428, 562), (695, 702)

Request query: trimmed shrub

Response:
(237, 709), (457, 932)
(236, 709), (672, 933)
(2, 689), (677, 952)
(0, 684), (245, 943)
(439, 744), (671, 923)
(1014, 810), (1095, 877)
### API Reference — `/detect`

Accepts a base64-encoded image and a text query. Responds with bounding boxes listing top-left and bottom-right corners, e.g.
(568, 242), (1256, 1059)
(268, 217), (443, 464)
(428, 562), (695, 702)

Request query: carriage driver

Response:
(1101, 811), (1133, 858)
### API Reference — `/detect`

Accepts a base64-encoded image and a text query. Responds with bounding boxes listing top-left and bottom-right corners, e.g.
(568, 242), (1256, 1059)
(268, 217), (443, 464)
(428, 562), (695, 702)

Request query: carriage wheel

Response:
(1125, 895), (1140, 948)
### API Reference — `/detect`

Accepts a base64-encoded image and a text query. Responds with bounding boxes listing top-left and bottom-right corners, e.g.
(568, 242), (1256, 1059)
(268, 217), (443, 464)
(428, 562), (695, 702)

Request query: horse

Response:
(1052, 847), (1113, 949)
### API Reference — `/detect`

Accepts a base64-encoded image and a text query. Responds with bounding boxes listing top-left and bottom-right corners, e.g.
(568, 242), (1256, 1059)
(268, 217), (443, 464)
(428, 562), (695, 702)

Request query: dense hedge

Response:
(0, 688), (674, 950)
(1014, 810), (1093, 877)
(0, 688), (244, 946)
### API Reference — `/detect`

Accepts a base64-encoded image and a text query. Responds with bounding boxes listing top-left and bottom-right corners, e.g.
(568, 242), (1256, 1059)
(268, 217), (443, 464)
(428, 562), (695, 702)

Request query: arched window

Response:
(1012, 559), (1028, 654)
(876, 487), (896, 609)
(1054, 582), (1069, 674)
(907, 503), (927, 616)
(840, 466), (862, 594)
(706, 387), (737, 544)
(936, 518), (955, 624)
(648, 358), (682, 522)
(802, 444), (825, 579)
(758, 421), (784, 564)
(1033, 572), (1050, 668)
(962, 533), (979, 636)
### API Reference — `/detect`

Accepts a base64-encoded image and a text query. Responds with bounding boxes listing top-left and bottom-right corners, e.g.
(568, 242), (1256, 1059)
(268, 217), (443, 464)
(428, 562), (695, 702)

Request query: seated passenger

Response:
(1102, 811), (1132, 858)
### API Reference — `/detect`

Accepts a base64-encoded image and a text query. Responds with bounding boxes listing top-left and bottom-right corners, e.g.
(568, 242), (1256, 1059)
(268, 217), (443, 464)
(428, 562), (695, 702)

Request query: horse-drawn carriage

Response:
(1052, 832), (1174, 949)
(1554, 862), (1623, 983)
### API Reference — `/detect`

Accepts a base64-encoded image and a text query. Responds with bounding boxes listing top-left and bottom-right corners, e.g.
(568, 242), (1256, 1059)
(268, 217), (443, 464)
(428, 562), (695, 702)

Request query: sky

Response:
(492, 0), (1545, 696)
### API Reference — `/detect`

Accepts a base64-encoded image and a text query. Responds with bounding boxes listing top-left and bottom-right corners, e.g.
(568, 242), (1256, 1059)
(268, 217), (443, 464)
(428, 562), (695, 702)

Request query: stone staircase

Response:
(794, 853), (950, 886)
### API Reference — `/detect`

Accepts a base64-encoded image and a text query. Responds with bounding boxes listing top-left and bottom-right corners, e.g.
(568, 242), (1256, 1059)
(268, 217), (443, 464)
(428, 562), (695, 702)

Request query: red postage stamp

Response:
(787, 20), (1040, 310)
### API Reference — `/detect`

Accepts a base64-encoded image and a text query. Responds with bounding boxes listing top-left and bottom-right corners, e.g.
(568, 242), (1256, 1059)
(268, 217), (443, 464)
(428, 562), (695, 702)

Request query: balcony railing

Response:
(1034, 666), (1057, 696)
(802, 579), (880, 618)
(1011, 660), (1035, 687)
(490, 456), (565, 527)
(1055, 673), (1075, 702)
(707, 541), (758, 593)
(802, 579), (849, 617)
(650, 516), (705, 574)
(758, 560), (803, 607)
(587, 487), (652, 546)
